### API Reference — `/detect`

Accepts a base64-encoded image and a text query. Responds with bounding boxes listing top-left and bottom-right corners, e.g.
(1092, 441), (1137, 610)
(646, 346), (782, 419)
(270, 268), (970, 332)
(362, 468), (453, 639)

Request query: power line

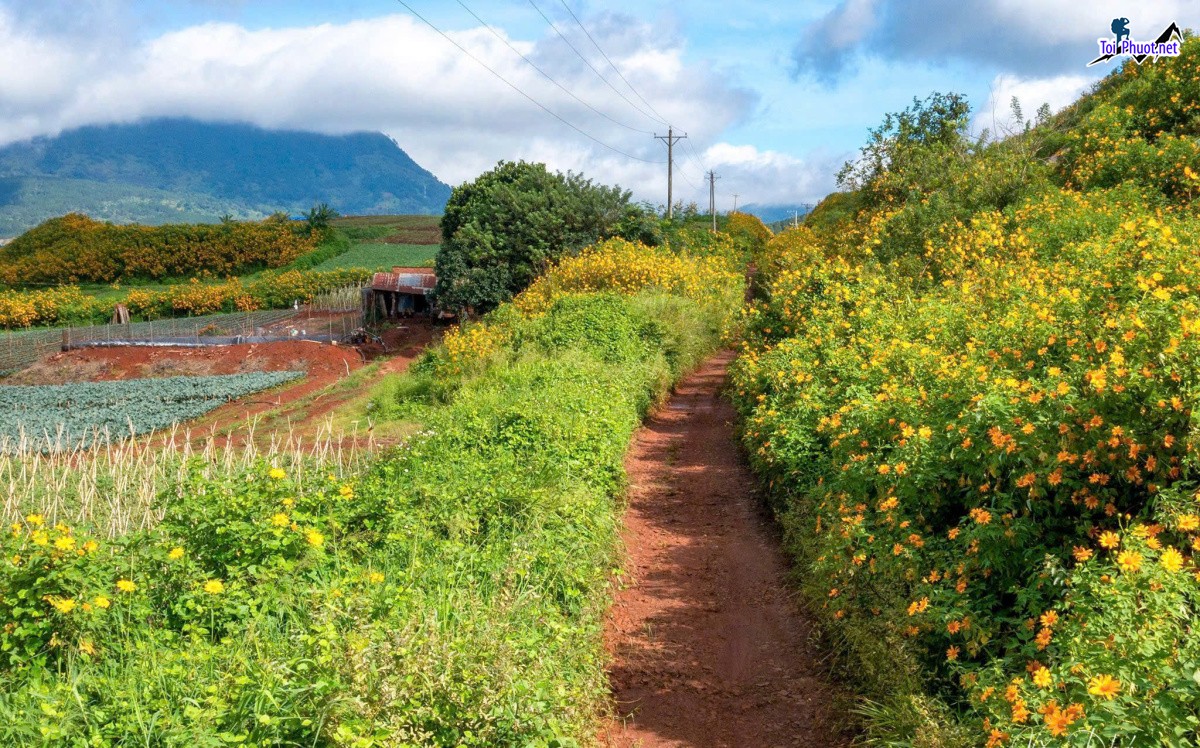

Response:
(681, 138), (708, 175)
(453, 0), (655, 135)
(675, 165), (701, 191)
(395, 0), (664, 164)
(555, 0), (671, 126)
(526, 0), (668, 127)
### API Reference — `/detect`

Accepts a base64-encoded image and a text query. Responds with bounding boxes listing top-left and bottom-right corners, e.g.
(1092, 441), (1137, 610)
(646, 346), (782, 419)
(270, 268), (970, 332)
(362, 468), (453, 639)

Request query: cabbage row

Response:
(0, 372), (301, 446)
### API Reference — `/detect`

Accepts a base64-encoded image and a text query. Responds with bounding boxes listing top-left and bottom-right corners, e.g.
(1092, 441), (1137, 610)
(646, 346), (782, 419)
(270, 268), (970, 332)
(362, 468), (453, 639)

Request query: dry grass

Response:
(0, 421), (370, 537)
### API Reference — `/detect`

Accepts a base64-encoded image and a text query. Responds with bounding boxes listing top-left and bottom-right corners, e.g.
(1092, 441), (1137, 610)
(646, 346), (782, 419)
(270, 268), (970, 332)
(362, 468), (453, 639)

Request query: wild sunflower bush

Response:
(732, 38), (1200, 748)
(0, 230), (743, 744)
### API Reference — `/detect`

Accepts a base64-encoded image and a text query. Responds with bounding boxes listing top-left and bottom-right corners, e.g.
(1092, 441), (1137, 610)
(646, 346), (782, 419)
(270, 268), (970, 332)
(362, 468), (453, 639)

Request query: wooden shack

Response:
(364, 267), (436, 320)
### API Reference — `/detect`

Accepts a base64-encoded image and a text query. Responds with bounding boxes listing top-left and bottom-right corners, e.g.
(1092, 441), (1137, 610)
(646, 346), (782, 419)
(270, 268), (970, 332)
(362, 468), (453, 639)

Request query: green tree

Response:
(836, 91), (972, 196)
(303, 203), (338, 236)
(434, 160), (633, 313)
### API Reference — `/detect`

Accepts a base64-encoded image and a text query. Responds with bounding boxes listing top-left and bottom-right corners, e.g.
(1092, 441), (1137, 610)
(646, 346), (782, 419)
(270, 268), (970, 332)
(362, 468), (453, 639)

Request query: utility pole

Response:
(732, 194), (739, 212)
(706, 170), (720, 232)
(654, 126), (686, 219)
(792, 210), (798, 229)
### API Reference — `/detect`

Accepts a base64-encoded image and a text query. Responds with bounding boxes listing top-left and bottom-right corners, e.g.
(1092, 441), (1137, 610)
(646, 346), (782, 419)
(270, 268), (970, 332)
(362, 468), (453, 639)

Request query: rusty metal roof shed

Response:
(371, 267), (436, 295)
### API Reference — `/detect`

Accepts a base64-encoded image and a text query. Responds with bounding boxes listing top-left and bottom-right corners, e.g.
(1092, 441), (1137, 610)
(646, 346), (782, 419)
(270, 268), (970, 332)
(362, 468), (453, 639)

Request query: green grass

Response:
(331, 214), (441, 245)
(312, 242), (437, 271)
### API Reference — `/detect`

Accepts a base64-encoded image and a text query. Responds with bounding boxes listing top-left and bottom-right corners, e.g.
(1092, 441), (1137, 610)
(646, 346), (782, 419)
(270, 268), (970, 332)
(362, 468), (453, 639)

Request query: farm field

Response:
(0, 329), (429, 539)
(0, 371), (301, 447)
(312, 242), (436, 271)
(315, 214), (440, 270)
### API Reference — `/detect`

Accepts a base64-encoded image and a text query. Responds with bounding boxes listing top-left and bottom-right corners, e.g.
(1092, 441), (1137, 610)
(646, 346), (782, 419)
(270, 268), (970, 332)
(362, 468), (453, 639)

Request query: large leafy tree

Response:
(434, 160), (635, 313)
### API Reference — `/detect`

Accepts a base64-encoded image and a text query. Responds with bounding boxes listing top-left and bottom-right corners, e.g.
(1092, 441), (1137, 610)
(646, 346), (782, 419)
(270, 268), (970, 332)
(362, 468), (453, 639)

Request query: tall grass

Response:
(0, 422), (367, 537)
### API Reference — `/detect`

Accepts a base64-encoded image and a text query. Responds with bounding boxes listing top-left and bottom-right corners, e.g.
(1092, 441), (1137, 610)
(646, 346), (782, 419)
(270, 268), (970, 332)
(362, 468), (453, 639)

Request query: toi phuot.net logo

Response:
(1088, 19), (1183, 66)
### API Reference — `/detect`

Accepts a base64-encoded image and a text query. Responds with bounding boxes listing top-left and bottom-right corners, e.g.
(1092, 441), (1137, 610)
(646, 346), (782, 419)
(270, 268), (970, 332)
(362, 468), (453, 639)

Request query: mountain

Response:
(0, 119), (452, 237)
(739, 203), (816, 227)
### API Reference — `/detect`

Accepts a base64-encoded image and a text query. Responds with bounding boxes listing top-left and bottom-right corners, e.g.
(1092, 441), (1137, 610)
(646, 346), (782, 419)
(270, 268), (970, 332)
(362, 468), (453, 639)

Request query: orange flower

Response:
(969, 507), (992, 525)
(1035, 627), (1053, 650)
(1098, 531), (1120, 549)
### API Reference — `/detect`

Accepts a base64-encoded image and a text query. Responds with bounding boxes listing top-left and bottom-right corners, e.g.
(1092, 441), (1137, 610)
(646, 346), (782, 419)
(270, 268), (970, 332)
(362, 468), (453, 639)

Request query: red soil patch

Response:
(603, 352), (849, 748)
(9, 339), (361, 385)
(9, 321), (442, 443)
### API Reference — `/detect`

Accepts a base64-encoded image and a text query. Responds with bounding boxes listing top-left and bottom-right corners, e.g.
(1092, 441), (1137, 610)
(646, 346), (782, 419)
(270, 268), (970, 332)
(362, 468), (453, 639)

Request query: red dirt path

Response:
(603, 352), (849, 748)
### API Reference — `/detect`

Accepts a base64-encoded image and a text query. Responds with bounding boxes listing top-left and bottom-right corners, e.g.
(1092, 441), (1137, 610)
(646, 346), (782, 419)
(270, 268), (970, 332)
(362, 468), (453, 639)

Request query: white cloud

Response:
(701, 142), (843, 207)
(796, 0), (1194, 80)
(975, 72), (1092, 135)
(0, 8), (840, 206)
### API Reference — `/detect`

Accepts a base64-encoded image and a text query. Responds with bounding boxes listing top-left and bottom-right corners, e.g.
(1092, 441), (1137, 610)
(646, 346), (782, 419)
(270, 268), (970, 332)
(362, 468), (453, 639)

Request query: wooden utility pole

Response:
(707, 170), (720, 232)
(654, 127), (687, 219)
(732, 194), (739, 212)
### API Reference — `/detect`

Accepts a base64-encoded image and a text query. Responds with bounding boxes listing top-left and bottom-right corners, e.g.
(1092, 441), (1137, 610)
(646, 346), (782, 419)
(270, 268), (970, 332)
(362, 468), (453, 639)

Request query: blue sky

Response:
(0, 1), (1192, 208)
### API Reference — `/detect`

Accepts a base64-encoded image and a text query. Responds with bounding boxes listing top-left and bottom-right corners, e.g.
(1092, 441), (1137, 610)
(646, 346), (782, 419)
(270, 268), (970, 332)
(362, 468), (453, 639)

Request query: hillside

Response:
(0, 119), (452, 236)
(733, 37), (1200, 746)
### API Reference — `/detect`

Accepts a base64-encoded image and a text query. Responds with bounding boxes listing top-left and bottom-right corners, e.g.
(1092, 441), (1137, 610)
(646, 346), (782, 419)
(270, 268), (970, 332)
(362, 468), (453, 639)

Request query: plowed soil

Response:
(7, 321), (441, 442)
(7, 339), (361, 385)
(603, 352), (849, 748)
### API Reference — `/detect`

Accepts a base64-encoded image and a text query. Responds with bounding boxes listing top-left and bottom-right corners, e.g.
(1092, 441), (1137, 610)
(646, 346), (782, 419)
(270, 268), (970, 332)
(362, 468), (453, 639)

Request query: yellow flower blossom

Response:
(1159, 547), (1184, 573)
(1087, 674), (1120, 700)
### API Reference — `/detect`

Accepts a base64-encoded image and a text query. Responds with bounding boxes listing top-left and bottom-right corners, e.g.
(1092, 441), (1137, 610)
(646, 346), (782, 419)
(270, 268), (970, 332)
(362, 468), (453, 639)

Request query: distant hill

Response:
(0, 119), (452, 237)
(740, 203), (815, 228)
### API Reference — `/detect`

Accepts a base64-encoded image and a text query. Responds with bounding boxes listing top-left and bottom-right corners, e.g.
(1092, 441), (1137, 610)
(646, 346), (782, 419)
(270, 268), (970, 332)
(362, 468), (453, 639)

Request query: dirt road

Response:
(603, 351), (848, 748)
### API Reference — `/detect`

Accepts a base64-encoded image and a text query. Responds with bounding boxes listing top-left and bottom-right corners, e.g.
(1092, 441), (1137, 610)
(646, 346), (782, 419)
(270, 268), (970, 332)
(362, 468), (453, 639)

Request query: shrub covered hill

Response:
(0, 119), (452, 236)
(733, 36), (1200, 747)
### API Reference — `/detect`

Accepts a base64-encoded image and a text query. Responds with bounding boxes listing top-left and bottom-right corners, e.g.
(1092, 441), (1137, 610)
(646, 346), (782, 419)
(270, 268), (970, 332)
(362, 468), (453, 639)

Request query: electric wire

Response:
(526, 0), (669, 127)
(395, 0), (664, 164)
(454, 0), (655, 135)
(681, 138), (709, 175)
(555, 0), (671, 126)
(675, 165), (701, 191)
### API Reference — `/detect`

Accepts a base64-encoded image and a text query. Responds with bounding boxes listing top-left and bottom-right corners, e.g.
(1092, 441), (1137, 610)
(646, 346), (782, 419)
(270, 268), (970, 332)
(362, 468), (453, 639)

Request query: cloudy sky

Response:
(0, 1), (1192, 209)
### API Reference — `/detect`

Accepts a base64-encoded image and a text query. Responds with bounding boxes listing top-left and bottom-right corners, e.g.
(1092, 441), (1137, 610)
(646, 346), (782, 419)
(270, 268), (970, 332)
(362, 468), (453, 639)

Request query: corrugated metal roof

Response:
(371, 268), (436, 294)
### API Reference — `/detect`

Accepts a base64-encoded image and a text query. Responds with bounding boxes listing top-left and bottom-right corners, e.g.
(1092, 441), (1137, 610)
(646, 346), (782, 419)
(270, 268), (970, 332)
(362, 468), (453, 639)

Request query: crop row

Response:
(0, 372), (301, 447)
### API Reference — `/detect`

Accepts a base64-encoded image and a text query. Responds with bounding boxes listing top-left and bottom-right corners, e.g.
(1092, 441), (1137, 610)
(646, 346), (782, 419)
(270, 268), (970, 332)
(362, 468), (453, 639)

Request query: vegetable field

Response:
(312, 242), (436, 271)
(0, 372), (301, 447)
